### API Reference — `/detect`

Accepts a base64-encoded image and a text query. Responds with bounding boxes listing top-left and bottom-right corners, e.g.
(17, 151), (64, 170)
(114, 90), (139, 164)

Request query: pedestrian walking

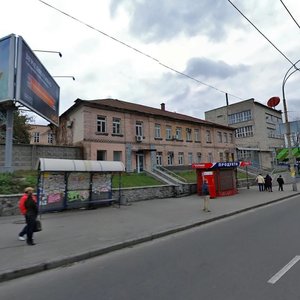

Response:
(264, 174), (273, 192)
(255, 174), (265, 192)
(202, 179), (210, 212)
(277, 175), (284, 191)
(18, 187), (38, 246)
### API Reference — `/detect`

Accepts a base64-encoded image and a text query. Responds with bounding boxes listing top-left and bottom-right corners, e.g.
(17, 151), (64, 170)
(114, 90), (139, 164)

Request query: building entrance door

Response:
(136, 154), (144, 173)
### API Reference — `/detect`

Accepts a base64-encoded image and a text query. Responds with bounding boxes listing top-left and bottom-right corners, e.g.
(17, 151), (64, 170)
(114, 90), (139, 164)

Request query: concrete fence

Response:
(0, 144), (83, 171)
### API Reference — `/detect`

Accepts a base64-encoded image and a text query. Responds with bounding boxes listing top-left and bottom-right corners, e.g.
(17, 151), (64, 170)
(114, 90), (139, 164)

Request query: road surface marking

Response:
(268, 256), (300, 284)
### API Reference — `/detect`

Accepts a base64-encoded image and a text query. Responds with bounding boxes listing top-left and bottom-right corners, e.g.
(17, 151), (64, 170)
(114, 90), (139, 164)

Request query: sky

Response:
(2, 0), (300, 125)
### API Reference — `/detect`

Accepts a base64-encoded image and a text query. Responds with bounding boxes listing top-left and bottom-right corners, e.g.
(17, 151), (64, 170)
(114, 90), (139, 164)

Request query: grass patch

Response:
(112, 172), (163, 188)
(174, 170), (197, 183)
(0, 171), (38, 194)
(0, 171), (163, 194)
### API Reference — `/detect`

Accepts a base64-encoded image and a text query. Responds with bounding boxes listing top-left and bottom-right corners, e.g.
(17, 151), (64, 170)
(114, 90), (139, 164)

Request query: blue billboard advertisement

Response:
(0, 34), (15, 102)
(16, 36), (60, 126)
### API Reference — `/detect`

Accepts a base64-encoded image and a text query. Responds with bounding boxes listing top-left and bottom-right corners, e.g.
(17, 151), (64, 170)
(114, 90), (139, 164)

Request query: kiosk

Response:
(192, 161), (251, 198)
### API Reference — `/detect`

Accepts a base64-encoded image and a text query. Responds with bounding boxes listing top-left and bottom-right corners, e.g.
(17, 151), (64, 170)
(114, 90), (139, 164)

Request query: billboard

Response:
(0, 34), (15, 102)
(16, 36), (60, 126)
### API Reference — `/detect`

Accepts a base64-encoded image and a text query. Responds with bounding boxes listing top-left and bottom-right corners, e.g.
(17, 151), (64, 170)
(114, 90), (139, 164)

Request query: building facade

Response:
(29, 124), (56, 145)
(56, 98), (236, 172)
(205, 98), (284, 169)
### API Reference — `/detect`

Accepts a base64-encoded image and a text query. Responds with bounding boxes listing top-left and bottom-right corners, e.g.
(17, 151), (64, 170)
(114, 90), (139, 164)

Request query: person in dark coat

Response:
(18, 187), (38, 245)
(264, 174), (273, 192)
(277, 175), (284, 191)
(202, 179), (210, 212)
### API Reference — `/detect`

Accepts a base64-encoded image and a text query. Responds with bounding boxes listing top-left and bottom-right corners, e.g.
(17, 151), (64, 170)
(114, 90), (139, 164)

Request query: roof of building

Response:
(60, 98), (235, 131)
(205, 98), (282, 115)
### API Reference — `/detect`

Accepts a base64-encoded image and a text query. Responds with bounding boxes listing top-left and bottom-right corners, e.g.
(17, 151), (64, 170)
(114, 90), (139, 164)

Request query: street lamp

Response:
(33, 50), (62, 57)
(53, 76), (75, 81)
(282, 60), (300, 191)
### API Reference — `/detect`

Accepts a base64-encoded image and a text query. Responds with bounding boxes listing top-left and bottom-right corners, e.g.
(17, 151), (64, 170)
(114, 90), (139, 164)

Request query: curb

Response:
(1, 193), (299, 283)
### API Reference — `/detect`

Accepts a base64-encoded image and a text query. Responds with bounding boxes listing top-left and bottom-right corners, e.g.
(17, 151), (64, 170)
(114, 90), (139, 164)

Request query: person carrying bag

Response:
(18, 187), (39, 246)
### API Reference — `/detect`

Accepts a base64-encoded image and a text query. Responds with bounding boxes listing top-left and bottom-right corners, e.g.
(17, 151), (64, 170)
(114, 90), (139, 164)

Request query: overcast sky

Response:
(2, 0), (300, 124)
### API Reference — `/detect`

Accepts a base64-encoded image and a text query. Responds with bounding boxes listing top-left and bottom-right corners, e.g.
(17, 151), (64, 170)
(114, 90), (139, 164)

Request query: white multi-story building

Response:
(205, 98), (284, 169)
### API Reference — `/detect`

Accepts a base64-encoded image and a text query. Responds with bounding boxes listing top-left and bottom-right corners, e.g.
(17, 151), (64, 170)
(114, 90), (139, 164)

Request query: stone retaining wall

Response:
(0, 184), (197, 216)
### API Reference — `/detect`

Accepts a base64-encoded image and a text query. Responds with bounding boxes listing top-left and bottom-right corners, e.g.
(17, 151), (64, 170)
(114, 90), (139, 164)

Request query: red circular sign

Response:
(267, 96), (280, 108)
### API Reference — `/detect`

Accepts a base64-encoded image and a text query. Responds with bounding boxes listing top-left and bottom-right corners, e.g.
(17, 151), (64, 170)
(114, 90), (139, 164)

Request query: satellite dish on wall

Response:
(267, 96), (280, 108)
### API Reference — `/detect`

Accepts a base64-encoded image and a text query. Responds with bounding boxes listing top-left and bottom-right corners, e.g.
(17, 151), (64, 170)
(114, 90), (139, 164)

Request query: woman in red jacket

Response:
(18, 187), (38, 245)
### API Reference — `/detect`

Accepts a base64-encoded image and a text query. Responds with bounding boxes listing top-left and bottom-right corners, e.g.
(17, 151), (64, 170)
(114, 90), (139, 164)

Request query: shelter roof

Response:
(38, 158), (125, 172)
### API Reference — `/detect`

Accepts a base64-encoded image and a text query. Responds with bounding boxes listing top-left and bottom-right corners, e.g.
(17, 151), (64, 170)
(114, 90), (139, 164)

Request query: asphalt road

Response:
(1, 196), (300, 300)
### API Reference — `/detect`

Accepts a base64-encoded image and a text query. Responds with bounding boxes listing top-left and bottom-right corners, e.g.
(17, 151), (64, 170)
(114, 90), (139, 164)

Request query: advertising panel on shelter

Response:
(0, 34), (15, 102)
(16, 36), (60, 126)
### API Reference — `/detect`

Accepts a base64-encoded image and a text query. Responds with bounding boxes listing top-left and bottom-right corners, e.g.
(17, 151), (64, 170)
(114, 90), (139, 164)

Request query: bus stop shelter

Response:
(37, 158), (125, 212)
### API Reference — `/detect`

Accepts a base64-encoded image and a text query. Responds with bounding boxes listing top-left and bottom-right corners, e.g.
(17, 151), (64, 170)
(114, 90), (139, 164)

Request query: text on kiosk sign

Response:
(192, 161), (251, 169)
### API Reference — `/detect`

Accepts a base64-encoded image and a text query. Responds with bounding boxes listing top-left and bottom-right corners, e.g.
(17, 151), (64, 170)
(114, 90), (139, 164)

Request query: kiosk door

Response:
(203, 171), (217, 198)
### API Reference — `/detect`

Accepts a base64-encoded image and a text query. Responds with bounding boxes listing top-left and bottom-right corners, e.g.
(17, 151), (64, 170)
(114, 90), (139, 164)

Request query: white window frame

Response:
(136, 121), (143, 136)
(47, 132), (54, 144)
(186, 128), (192, 141)
(113, 118), (121, 134)
(155, 124), (161, 138)
(33, 132), (40, 143)
(178, 152), (184, 165)
(97, 116), (107, 133)
(156, 152), (163, 166)
(206, 130), (211, 143)
(194, 129), (200, 142)
(166, 126), (172, 139)
(176, 127), (182, 140)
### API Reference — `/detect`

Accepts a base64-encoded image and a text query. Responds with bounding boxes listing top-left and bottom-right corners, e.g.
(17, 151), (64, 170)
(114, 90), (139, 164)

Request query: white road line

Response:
(268, 256), (300, 284)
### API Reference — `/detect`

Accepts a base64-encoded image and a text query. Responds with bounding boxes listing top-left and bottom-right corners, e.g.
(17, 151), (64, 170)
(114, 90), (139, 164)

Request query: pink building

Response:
(57, 98), (236, 172)
(29, 124), (56, 145)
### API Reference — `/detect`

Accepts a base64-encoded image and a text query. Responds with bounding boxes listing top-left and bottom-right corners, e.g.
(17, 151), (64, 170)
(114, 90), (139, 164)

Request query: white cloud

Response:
(1, 0), (300, 125)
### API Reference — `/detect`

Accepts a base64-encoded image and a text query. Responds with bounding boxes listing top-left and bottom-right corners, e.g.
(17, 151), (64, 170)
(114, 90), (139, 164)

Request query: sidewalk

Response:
(1, 184), (300, 282)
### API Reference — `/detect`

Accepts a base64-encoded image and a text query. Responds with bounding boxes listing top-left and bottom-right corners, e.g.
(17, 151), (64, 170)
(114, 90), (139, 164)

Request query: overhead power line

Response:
(38, 0), (243, 100)
(280, 0), (300, 30)
(227, 0), (295, 66)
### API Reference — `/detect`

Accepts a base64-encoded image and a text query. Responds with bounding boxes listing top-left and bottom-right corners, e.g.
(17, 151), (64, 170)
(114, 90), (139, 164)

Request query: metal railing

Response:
(155, 166), (188, 183)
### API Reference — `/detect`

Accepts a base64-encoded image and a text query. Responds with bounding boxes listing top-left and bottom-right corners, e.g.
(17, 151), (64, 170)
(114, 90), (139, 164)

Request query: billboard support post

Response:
(4, 105), (14, 173)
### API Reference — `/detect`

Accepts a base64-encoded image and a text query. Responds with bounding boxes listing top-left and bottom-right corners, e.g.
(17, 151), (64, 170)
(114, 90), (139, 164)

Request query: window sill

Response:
(95, 132), (109, 136)
(112, 133), (124, 137)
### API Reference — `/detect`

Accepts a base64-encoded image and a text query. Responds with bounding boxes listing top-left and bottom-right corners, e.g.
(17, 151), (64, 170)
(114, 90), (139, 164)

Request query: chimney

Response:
(160, 103), (165, 111)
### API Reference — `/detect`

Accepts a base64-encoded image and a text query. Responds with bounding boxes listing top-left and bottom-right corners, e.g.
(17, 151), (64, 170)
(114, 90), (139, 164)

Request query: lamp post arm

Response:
(281, 59), (300, 191)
